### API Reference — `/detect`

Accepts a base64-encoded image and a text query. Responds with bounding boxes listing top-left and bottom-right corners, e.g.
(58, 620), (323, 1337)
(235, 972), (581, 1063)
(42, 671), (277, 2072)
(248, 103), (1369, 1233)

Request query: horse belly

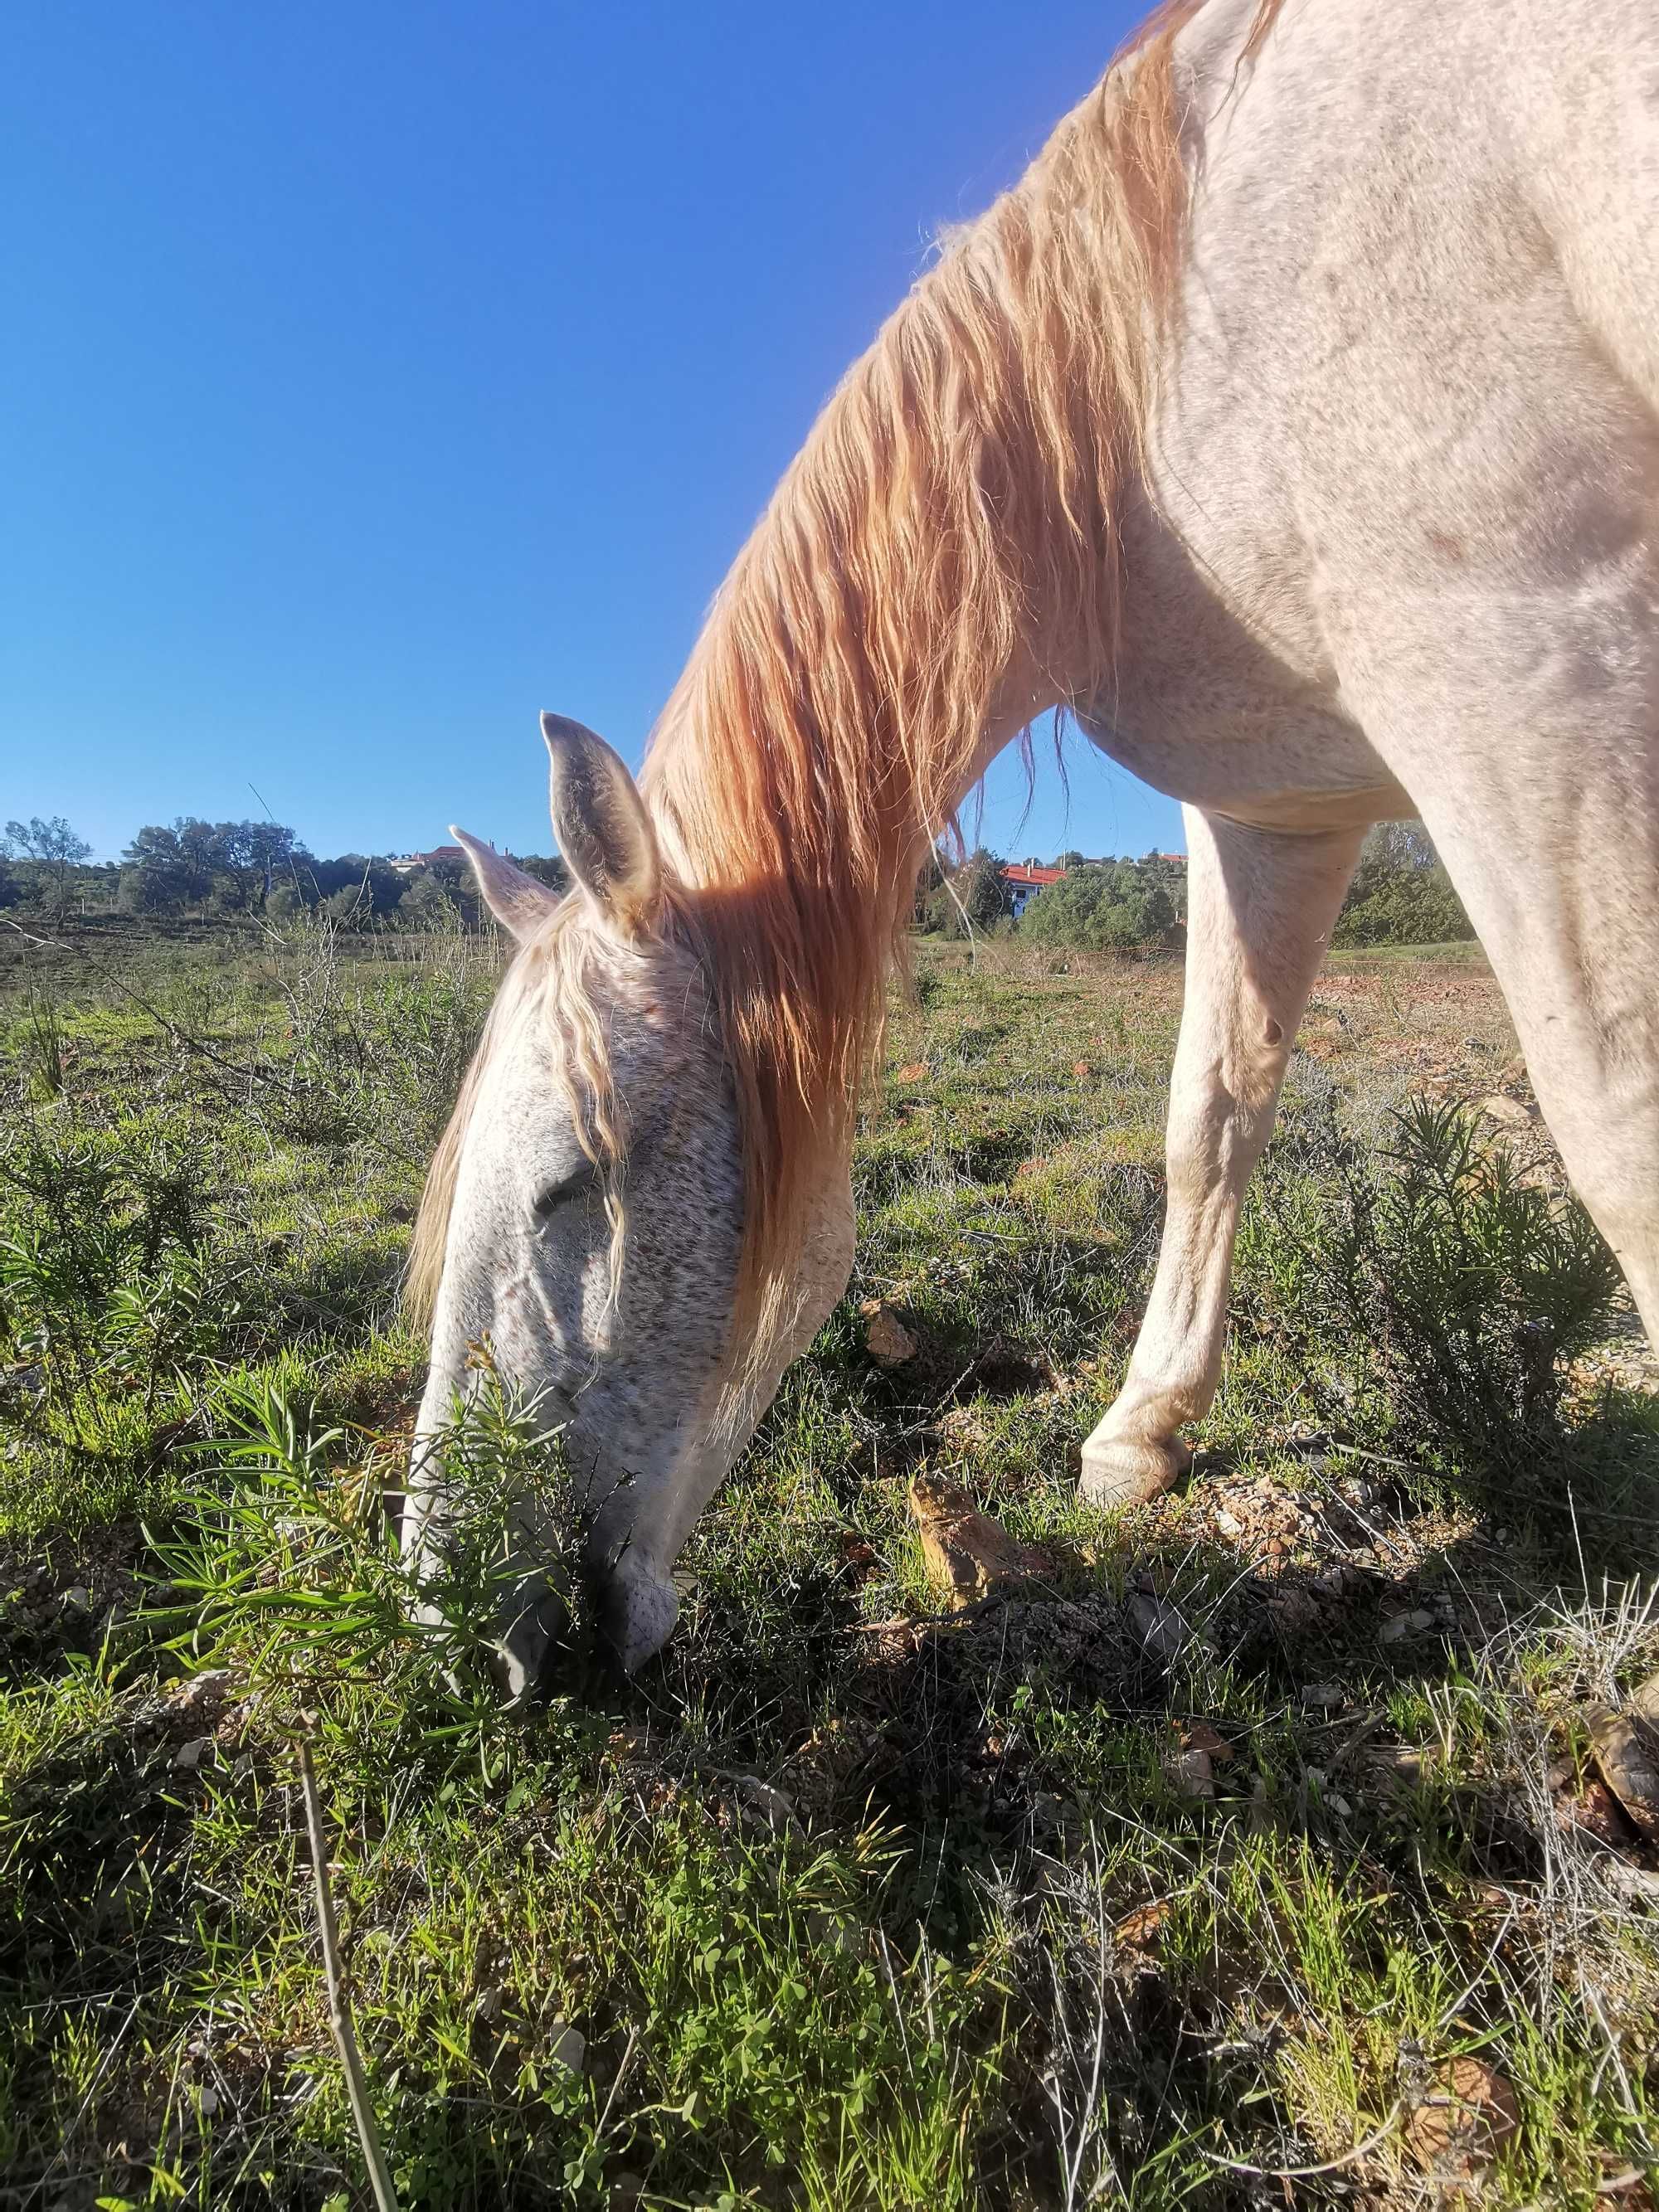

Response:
(1073, 674), (1406, 836)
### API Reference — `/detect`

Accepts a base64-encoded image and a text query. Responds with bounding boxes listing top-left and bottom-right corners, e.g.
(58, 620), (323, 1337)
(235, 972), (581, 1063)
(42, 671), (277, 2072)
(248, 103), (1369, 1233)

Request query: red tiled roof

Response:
(1000, 863), (1066, 887)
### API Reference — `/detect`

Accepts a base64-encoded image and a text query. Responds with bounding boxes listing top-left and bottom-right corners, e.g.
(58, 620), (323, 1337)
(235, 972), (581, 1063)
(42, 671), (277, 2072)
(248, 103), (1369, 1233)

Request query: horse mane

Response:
(410, 0), (1286, 1345)
(638, 0), (1285, 1344)
(407, 908), (629, 1329)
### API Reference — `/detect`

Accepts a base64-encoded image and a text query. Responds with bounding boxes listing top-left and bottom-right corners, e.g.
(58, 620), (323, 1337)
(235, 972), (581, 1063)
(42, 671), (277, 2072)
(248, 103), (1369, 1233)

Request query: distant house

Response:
(387, 843), (471, 876)
(999, 858), (1067, 917)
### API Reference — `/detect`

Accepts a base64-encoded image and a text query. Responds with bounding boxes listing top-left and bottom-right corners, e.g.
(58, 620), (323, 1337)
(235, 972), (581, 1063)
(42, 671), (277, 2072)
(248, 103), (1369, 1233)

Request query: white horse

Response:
(408, 0), (1659, 1683)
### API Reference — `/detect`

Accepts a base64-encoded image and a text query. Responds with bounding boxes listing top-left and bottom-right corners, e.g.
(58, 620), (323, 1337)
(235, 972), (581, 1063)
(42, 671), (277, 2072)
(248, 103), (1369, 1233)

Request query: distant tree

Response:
(204, 819), (307, 912)
(264, 883), (306, 922)
(123, 818), (220, 911)
(1346, 820), (1440, 901)
(962, 849), (1011, 928)
(2, 815), (94, 921)
(1056, 848), (1086, 870)
(305, 853), (406, 915)
(1335, 820), (1473, 947)
(397, 869), (458, 929)
(925, 848), (1010, 938)
(117, 865), (175, 916)
(1019, 858), (1180, 952)
(911, 845), (948, 925)
(516, 854), (570, 896)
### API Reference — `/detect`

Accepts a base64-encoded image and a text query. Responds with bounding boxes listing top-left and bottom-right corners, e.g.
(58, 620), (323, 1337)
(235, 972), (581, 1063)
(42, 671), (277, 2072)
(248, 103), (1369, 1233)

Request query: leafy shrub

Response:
(1333, 822), (1475, 946)
(1019, 862), (1178, 951)
(156, 1368), (592, 1716)
(0, 1110), (234, 1411)
(1332, 866), (1474, 946)
(1245, 1095), (1622, 1470)
(922, 848), (1010, 938)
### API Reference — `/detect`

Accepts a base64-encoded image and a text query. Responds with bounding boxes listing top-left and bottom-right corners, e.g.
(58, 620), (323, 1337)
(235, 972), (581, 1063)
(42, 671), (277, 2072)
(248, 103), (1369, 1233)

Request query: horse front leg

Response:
(1080, 809), (1364, 1508)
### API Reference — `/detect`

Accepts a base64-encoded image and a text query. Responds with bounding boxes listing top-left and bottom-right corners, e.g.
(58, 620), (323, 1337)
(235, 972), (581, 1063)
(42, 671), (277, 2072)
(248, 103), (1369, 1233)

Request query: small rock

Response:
(1364, 1743), (1426, 1794)
(862, 1302), (920, 1369)
(1113, 1901), (1169, 1950)
(732, 1775), (798, 1832)
(1405, 2056), (1520, 2180)
(547, 2020), (586, 2074)
(1479, 1093), (1532, 1124)
(1557, 1778), (1639, 1848)
(175, 1668), (237, 1709)
(1326, 1793), (1353, 1817)
(173, 1737), (215, 1772)
(1113, 1900), (1169, 1950)
(1301, 1682), (1344, 1712)
(1127, 1591), (1191, 1664)
(1163, 1746), (1214, 1801)
(1184, 1720), (1236, 1767)
(1215, 1508), (1244, 1539)
(908, 1472), (1053, 1607)
(1586, 1700), (1659, 1843)
(1379, 1609), (1434, 1646)
(61, 1587), (91, 1616)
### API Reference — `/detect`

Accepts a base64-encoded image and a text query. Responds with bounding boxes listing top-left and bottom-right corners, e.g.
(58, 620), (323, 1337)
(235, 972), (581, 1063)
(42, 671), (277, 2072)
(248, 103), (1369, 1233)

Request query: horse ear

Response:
(449, 827), (561, 943)
(540, 712), (664, 942)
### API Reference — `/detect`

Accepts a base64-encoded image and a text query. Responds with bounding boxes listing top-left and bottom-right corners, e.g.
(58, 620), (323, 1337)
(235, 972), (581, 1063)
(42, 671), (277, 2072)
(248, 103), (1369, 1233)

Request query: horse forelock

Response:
(406, 906), (632, 1330)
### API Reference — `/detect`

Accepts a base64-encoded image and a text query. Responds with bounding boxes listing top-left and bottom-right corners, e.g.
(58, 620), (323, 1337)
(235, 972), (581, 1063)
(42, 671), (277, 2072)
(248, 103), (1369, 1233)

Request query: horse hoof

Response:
(1078, 1432), (1190, 1509)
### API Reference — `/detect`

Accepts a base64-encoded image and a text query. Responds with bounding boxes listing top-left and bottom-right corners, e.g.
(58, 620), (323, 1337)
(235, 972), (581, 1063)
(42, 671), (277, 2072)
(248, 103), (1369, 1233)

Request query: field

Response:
(2, 919), (1657, 2209)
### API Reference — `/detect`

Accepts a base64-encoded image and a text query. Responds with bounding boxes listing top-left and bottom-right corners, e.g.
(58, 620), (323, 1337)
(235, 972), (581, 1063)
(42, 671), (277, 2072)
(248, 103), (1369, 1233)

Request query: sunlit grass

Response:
(0, 931), (1654, 2205)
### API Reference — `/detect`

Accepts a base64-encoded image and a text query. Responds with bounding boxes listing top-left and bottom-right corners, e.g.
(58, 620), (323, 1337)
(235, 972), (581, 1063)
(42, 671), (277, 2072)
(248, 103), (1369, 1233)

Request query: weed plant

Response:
(1243, 1092), (1624, 1476)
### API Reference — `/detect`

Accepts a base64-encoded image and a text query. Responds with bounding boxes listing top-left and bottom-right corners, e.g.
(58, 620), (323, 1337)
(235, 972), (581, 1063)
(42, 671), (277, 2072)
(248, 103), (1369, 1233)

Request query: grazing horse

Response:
(407, 0), (1659, 1683)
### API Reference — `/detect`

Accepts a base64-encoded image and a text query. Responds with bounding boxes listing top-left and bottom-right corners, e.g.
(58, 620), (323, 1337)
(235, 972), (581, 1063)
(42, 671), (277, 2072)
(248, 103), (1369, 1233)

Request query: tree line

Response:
(0, 814), (568, 931)
(920, 823), (1473, 950)
(4, 807), (1472, 950)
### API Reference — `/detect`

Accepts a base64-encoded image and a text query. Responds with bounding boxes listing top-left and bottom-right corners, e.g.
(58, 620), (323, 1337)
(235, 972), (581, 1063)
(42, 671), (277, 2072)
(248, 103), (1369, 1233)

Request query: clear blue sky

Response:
(2, 1), (1183, 868)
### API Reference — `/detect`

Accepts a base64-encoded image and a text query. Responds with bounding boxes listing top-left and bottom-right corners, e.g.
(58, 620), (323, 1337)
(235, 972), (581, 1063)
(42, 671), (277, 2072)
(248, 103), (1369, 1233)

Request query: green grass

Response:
(0, 924), (1656, 2206)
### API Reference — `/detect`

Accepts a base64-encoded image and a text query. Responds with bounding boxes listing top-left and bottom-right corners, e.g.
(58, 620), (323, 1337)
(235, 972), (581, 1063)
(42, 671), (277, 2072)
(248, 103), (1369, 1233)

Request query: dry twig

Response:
(299, 1737), (400, 2212)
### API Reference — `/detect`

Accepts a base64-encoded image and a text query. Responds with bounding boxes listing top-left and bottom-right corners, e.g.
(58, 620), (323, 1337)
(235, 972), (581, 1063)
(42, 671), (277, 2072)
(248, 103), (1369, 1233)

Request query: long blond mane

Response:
(412, 0), (1285, 1340)
(640, 0), (1282, 1334)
